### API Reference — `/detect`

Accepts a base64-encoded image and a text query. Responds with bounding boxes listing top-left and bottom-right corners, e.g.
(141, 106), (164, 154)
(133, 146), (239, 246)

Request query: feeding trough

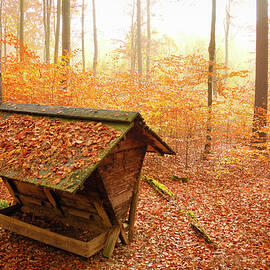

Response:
(0, 102), (174, 257)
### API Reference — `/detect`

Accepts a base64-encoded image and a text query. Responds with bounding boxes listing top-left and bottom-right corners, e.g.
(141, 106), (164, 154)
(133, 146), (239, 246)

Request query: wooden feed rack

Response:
(0, 102), (174, 258)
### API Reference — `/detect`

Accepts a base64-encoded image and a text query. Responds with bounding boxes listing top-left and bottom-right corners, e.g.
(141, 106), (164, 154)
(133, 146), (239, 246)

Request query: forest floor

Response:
(0, 141), (269, 270)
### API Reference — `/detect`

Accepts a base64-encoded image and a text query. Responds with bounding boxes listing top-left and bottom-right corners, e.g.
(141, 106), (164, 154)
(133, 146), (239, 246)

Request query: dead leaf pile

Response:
(0, 114), (120, 185)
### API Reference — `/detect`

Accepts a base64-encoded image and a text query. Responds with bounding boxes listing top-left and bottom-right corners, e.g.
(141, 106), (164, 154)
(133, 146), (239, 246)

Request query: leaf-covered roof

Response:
(0, 103), (174, 193)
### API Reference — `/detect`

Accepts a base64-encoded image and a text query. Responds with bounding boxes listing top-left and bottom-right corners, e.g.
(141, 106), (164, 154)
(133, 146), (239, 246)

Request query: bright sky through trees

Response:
(79, 0), (257, 48)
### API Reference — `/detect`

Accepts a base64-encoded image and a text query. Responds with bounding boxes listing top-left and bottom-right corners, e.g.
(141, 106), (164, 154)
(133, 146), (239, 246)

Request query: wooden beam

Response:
(43, 187), (65, 217)
(0, 204), (20, 215)
(103, 225), (120, 258)
(93, 200), (112, 228)
(118, 221), (129, 245)
(2, 177), (22, 204)
(128, 177), (140, 242)
(0, 213), (107, 257)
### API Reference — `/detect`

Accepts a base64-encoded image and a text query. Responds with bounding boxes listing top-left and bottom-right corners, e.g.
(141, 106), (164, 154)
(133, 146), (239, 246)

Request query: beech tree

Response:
(224, 0), (231, 86)
(146, 0), (151, 76)
(252, 0), (268, 147)
(137, 0), (142, 74)
(203, 0), (216, 158)
(130, 0), (136, 72)
(0, 0), (2, 104)
(54, 0), (61, 64)
(43, 0), (52, 63)
(92, 0), (98, 74)
(62, 0), (70, 65)
(19, 0), (24, 61)
(82, 0), (85, 71)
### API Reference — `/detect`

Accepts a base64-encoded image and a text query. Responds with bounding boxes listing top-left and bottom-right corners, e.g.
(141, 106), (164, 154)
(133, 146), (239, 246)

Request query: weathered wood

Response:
(93, 200), (112, 228)
(99, 147), (146, 220)
(0, 213), (108, 257)
(43, 188), (65, 217)
(56, 191), (97, 212)
(19, 194), (43, 206)
(43, 188), (57, 207)
(103, 225), (120, 258)
(15, 181), (47, 200)
(21, 204), (105, 232)
(128, 176), (140, 242)
(64, 207), (92, 220)
(110, 134), (146, 154)
(118, 221), (129, 245)
(2, 178), (22, 204)
(0, 204), (21, 215)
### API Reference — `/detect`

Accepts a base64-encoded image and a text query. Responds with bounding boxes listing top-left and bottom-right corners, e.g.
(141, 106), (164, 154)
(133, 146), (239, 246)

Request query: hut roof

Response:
(0, 102), (175, 193)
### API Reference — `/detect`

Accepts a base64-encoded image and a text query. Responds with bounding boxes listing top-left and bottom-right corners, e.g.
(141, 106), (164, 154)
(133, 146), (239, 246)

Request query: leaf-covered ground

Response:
(0, 142), (269, 269)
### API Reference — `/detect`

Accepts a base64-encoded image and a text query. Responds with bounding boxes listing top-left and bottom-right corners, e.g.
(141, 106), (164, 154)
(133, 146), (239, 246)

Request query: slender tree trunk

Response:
(203, 0), (216, 158)
(43, 0), (48, 62)
(252, 0), (268, 148)
(130, 0), (135, 72)
(137, 0), (142, 74)
(62, 0), (70, 65)
(0, 0), (3, 104)
(46, 0), (51, 63)
(146, 0), (151, 76)
(224, 0), (231, 87)
(3, 12), (6, 58)
(92, 0), (98, 75)
(19, 0), (24, 61)
(82, 0), (85, 71)
(54, 0), (61, 64)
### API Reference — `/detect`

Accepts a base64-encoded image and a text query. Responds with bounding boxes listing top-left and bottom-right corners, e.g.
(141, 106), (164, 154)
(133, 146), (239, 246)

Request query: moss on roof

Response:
(0, 102), (174, 193)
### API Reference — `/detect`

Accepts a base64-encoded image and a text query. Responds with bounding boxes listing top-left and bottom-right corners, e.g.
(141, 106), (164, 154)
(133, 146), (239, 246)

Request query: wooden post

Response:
(43, 187), (65, 217)
(128, 176), (140, 242)
(2, 177), (22, 205)
(103, 225), (120, 258)
(118, 221), (129, 245)
(93, 200), (112, 228)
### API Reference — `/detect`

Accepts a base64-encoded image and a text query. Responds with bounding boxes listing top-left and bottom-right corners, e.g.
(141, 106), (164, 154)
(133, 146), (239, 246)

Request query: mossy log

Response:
(144, 175), (217, 248)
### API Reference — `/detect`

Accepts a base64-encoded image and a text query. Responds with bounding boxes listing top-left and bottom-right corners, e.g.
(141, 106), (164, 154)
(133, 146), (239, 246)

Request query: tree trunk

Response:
(3, 13), (6, 58)
(46, 0), (51, 63)
(43, 0), (51, 63)
(224, 0), (231, 87)
(137, 0), (142, 75)
(146, 0), (151, 76)
(130, 0), (135, 72)
(82, 0), (85, 71)
(0, 0), (3, 104)
(19, 0), (24, 61)
(252, 0), (268, 148)
(62, 0), (70, 65)
(54, 0), (61, 64)
(92, 0), (98, 75)
(203, 0), (216, 158)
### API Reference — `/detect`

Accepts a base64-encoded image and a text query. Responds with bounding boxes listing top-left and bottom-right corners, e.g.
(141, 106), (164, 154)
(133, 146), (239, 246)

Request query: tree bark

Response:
(92, 0), (98, 75)
(252, 0), (268, 147)
(54, 0), (61, 64)
(136, 0), (142, 75)
(19, 0), (24, 61)
(82, 0), (85, 71)
(0, 0), (3, 104)
(130, 0), (135, 72)
(146, 0), (151, 76)
(224, 0), (231, 87)
(46, 0), (51, 63)
(62, 0), (70, 65)
(43, 0), (51, 63)
(203, 0), (216, 157)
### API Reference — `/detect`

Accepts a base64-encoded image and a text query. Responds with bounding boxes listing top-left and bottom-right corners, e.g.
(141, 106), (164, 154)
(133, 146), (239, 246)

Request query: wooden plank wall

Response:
(98, 132), (147, 221)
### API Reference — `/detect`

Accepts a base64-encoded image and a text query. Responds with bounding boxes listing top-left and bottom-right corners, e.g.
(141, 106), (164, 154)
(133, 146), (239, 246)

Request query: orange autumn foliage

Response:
(1, 36), (260, 151)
